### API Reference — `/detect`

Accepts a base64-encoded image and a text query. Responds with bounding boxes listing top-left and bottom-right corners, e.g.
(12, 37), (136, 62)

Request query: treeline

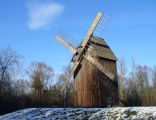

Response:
(118, 59), (156, 106)
(0, 47), (73, 115)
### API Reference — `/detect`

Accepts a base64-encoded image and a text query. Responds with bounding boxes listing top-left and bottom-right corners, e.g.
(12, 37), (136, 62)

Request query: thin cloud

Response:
(26, 1), (64, 30)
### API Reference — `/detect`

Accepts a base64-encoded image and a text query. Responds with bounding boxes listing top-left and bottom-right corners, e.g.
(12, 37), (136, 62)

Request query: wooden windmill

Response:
(56, 12), (118, 107)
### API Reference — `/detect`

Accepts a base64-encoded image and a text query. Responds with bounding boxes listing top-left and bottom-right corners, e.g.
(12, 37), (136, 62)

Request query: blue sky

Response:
(0, 0), (156, 73)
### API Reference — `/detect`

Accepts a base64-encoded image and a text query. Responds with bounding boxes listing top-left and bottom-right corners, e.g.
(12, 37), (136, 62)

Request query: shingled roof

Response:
(90, 36), (117, 61)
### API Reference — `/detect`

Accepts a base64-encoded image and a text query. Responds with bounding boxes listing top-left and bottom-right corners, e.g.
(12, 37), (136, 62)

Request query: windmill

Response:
(56, 12), (118, 107)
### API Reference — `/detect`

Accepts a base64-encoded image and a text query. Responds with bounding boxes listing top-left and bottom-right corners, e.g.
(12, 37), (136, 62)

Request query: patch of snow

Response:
(1, 107), (156, 120)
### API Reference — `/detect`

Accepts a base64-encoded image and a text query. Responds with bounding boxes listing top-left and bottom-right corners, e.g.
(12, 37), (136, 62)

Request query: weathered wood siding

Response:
(74, 58), (118, 107)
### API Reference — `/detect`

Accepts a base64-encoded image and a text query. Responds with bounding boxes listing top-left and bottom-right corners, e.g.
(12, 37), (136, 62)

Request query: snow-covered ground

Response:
(0, 107), (156, 120)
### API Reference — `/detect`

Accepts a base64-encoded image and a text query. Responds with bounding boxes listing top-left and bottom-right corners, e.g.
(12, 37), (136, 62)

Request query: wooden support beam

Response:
(84, 54), (115, 80)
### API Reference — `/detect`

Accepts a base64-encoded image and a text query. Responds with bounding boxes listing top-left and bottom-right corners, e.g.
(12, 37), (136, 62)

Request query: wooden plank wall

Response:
(74, 58), (118, 107)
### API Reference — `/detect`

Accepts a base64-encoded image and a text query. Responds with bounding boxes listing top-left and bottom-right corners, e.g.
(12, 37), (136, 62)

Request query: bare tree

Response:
(27, 62), (54, 89)
(152, 67), (156, 88)
(151, 67), (156, 105)
(136, 66), (149, 92)
(118, 58), (126, 101)
(12, 78), (30, 96)
(128, 60), (138, 96)
(122, 59), (142, 106)
(136, 65), (150, 105)
(0, 47), (22, 93)
(56, 64), (74, 106)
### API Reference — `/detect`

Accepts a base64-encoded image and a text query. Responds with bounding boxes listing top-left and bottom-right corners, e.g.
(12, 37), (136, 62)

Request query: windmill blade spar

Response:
(56, 35), (77, 53)
(61, 61), (80, 92)
(76, 12), (103, 62)
(81, 12), (103, 47)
